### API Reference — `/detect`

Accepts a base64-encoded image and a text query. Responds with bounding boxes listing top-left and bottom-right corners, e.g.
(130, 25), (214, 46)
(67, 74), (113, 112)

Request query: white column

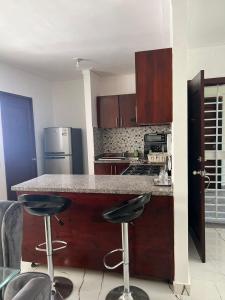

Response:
(82, 69), (100, 174)
(172, 0), (190, 295)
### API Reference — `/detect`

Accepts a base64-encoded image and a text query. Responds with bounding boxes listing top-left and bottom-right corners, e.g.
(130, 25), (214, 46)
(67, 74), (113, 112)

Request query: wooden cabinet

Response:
(119, 94), (136, 127)
(94, 163), (129, 175)
(94, 163), (112, 175)
(97, 96), (119, 128)
(135, 48), (172, 124)
(20, 192), (174, 281)
(97, 94), (136, 128)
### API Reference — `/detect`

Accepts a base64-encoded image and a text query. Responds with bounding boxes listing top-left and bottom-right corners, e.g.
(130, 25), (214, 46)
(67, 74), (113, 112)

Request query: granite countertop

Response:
(12, 174), (173, 196)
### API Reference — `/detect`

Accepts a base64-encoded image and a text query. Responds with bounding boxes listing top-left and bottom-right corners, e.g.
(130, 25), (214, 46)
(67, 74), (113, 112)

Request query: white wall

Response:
(0, 62), (53, 199)
(188, 45), (225, 79)
(172, 0), (190, 293)
(51, 79), (88, 173)
(98, 73), (135, 96)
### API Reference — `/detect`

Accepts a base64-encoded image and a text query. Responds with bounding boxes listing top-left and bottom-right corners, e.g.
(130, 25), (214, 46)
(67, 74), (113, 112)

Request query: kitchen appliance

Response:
(122, 164), (161, 176)
(44, 127), (83, 174)
(144, 133), (172, 156)
(147, 152), (167, 163)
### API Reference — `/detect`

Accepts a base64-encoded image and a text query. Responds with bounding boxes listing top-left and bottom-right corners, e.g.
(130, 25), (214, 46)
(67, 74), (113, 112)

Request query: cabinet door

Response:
(135, 48), (172, 124)
(119, 94), (136, 127)
(114, 163), (129, 175)
(94, 163), (113, 175)
(97, 96), (119, 128)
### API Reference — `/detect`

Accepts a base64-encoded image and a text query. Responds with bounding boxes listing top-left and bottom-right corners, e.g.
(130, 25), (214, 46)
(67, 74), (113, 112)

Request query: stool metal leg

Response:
(44, 216), (54, 283)
(105, 222), (150, 300)
(44, 216), (73, 300)
(121, 223), (132, 299)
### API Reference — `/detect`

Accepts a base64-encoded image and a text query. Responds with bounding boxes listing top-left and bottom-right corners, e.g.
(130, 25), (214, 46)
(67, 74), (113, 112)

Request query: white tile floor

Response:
(21, 225), (225, 300)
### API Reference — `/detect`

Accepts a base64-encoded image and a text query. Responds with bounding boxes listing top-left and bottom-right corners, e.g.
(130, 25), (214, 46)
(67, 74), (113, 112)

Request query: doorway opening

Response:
(204, 84), (225, 223)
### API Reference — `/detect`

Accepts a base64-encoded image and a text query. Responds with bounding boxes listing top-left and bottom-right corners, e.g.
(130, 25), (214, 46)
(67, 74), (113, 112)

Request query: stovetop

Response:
(122, 164), (161, 176)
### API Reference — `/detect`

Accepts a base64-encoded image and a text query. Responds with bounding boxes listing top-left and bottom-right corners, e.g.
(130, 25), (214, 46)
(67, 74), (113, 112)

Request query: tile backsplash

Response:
(93, 125), (171, 156)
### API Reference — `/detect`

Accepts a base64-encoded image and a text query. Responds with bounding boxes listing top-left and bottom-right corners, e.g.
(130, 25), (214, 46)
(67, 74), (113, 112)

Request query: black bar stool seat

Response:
(18, 194), (73, 300)
(103, 193), (150, 224)
(19, 194), (71, 216)
(102, 193), (151, 300)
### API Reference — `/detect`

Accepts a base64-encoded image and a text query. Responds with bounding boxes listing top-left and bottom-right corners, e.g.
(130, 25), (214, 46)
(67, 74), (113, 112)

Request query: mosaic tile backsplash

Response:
(93, 125), (171, 156)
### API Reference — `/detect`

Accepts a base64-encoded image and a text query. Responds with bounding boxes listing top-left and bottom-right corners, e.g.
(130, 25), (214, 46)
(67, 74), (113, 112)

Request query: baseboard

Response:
(171, 281), (191, 296)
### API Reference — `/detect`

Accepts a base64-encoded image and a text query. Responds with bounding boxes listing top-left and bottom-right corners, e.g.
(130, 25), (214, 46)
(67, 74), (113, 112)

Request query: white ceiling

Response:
(0, 0), (171, 80)
(188, 0), (225, 48)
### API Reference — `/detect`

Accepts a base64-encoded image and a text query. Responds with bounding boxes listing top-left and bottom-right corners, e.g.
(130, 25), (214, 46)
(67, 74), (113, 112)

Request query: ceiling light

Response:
(72, 57), (90, 70)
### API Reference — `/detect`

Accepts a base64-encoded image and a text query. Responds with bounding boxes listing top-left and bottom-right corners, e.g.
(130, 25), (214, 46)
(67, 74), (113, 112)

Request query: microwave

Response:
(144, 133), (171, 156)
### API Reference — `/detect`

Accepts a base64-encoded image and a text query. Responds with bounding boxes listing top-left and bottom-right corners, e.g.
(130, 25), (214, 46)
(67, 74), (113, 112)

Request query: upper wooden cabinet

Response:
(119, 94), (136, 127)
(135, 48), (172, 124)
(97, 94), (136, 128)
(97, 95), (119, 128)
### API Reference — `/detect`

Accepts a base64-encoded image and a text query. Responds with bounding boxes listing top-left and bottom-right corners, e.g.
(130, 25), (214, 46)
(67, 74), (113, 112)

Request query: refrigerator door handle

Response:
(45, 152), (66, 155)
(45, 156), (66, 159)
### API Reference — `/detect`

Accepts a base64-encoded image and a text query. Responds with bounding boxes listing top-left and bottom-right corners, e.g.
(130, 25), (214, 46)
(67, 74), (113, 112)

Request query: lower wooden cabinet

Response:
(20, 192), (174, 281)
(94, 163), (129, 175)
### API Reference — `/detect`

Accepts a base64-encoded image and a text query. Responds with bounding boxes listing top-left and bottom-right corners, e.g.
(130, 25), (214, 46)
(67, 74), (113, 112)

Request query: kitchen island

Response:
(12, 174), (174, 281)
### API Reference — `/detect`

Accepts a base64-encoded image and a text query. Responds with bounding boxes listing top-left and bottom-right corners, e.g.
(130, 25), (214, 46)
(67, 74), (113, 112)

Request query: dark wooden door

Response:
(188, 70), (206, 262)
(0, 92), (37, 200)
(97, 96), (119, 128)
(119, 94), (136, 127)
(135, 48), (172, 124)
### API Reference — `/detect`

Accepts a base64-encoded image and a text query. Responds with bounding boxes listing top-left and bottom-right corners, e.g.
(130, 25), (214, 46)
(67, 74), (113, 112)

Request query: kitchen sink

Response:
(98, 157), (126, 161)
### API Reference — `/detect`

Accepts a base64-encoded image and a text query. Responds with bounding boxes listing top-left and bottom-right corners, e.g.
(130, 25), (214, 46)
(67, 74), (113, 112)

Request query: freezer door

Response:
(44, 156), (72, 174)
(44, 127), (72, 154)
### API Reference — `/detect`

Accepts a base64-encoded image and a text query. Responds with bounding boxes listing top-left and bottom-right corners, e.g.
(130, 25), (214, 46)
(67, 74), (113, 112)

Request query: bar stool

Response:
(18, 194), (73, 300)
(102, 193), (151, 300)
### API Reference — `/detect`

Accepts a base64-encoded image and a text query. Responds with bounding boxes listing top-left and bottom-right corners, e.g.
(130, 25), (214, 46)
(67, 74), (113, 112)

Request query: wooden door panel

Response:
(188, 70), (206, 262)
(119, 94), (136, 127)
(0, 92), (37, 200)
(115, 163), (129, 175)
(97, 96), (119, 128)
(94, 163), (113, 175)
(135, 48), (172, 124)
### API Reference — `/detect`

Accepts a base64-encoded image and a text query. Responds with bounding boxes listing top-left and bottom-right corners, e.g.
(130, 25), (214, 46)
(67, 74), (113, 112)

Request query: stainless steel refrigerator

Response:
(44, 127), (83, 174)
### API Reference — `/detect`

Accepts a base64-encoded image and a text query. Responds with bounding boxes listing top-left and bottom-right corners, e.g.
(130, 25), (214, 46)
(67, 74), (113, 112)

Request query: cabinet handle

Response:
(121, 117), (123, 127)
(116, 117), (119, 127)
(115, 165), (117, 175)
(110, 165), (113, 175)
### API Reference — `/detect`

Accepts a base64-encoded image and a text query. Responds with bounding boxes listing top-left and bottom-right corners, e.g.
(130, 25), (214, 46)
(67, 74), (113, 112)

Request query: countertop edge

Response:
(12, 186), (172, 196)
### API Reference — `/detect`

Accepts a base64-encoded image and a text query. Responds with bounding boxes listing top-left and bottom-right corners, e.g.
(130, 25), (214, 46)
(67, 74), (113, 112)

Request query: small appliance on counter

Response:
(144, 133), (172, 155)
(147, 152), (167, 164)
(44, 127), (83, 174)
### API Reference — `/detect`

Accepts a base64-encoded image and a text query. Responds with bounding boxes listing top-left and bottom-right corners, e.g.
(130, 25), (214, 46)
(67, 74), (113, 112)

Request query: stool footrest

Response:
(35, 240), (67, 252)
(103, 248), (123, 270)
